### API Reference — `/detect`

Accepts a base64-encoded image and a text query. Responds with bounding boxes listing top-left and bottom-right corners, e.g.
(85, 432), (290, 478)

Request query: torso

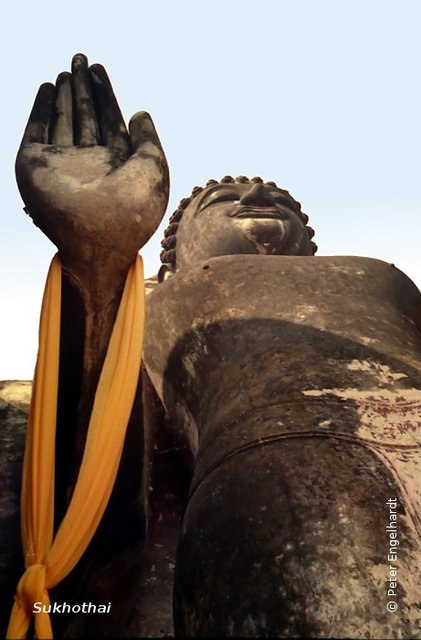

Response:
(146, 254), (421, 527)
(144, 254), (421, 636)
(145, 254), (421, 412)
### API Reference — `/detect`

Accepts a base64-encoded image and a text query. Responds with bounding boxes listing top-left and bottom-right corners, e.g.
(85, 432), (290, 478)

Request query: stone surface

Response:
(0, 381), (30, 634)
(145, 254), (421, 637)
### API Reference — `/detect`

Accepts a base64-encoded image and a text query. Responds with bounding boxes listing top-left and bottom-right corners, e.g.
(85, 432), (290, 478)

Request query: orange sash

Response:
(7, 254), (145, 639)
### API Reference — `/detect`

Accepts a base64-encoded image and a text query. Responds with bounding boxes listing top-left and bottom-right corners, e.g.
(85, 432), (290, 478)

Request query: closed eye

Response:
(269, 191), (299, 209)
(200, 194), (239, 211)
(197, 189), (240, 213)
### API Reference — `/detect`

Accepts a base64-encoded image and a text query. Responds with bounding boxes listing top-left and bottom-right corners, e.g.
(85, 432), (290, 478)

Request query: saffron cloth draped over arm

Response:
(7, 254), (145, 640)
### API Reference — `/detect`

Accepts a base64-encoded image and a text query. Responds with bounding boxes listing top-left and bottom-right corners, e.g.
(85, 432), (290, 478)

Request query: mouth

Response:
(230, 206), (287, 220)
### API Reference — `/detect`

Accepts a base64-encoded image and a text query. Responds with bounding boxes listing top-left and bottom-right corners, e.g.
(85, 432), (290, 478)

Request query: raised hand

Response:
(16, 54), (169, 289)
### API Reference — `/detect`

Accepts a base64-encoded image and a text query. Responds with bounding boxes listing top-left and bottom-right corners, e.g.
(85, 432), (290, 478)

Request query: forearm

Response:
(55, 264), (129, 514)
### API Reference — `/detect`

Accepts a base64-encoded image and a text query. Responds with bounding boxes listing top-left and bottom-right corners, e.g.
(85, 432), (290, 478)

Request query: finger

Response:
(21, 82), (56, 145)
(89, 63), (130, 158)
(51, 72), (73, 145)
(71, 53), (100, 146)
(128, 111), (166, 160)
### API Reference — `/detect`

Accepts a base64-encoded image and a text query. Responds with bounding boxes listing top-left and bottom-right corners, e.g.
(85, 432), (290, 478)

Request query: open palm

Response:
(16, 54), (169, 281)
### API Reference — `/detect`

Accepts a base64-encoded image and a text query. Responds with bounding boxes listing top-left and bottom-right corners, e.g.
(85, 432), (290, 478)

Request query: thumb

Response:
(128, 111), (166, 160)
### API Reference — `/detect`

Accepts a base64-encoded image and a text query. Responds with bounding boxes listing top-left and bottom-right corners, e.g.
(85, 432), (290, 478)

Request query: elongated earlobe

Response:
(158, 263), (176, 283)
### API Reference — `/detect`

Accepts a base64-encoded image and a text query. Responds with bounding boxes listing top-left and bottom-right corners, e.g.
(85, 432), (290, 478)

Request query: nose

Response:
(239, 183), (277, 207)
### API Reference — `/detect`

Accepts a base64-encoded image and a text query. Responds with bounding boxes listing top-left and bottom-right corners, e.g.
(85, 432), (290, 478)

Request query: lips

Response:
(230, 206), (286, 219)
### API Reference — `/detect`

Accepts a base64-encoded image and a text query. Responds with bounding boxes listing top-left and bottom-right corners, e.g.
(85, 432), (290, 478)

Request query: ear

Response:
(158, 263), (176, 283)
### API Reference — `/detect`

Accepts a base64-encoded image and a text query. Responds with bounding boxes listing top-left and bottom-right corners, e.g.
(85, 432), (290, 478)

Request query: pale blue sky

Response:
(1, 0), (420, 379)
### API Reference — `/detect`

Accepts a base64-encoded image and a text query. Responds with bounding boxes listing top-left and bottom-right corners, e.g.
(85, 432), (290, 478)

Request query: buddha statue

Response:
(144, 177), (421, 637)
(3, 54), (421, 638)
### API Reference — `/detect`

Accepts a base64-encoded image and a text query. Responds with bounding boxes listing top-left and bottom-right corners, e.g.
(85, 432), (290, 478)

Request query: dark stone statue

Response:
(146, 178), (421, 638)
(2, 54), (421, 638)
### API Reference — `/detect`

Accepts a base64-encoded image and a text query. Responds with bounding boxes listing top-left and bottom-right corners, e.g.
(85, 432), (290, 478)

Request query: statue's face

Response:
(175, 182), (313, 269)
